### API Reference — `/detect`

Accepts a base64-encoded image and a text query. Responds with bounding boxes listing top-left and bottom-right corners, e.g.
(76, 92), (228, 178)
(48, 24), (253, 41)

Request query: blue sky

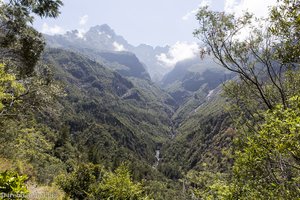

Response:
(33, 0), (276, 47)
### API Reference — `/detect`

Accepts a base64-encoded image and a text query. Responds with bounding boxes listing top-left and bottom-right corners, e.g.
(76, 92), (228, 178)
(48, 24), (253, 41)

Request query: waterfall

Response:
(153, 149), (160, 168)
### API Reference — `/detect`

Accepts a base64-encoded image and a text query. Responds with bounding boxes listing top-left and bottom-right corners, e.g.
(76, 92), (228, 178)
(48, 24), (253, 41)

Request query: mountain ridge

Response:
(44, 24), (171, 81)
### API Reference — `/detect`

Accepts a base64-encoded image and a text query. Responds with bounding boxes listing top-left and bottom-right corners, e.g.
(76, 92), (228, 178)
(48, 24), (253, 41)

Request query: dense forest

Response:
(0, 0), (299, 199)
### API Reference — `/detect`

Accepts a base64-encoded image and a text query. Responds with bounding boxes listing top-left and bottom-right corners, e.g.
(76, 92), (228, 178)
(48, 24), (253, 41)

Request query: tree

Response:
(193, 0), (300, 198)
(0, 63), (25, 115)
(185, 170), (233, 200)
(232, 96), (300, 199)
(0, 0), (63, 77)
(0, 0), (64, 117)
(92, 163), (150, 200)
(0, 0), (67, 189)
(56, 163), (105, 199)
(57, 163), (150, 200)
(269, 0), (300, 64)
(194, 2), (299, 112)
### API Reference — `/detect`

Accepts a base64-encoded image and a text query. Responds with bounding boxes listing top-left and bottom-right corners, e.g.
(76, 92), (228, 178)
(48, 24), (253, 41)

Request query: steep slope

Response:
(162, 56), (228, 93)
(44, 24), (170, 81)
(131, 44), (170, 81)
(42, 48), (175, 178)
(159, 86), (234, 179)
(100, 51), (150, 80)
(44, 24), (131, 51)
(161, 57), (232, 125)
(151, 56), (236, 179)
(44, 40), (151, 81)
(85, 50), (151, 80)
(44, 28), (236, 195)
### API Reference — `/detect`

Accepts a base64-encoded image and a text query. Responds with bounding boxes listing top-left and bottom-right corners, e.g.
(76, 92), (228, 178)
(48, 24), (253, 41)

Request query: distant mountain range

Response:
(45, 24), (171, 81)
(45, 24), (232, 87)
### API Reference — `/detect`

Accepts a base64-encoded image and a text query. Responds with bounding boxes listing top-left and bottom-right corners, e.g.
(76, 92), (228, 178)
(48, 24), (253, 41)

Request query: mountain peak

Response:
(89, 24), (115, 36)
(45, 23), (171, 80)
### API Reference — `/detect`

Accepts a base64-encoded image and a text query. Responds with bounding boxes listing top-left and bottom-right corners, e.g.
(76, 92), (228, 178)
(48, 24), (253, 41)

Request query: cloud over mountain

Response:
(41, 23), (64, 35)
(113, 41), (126, 51)
(156, 42), (199, 68)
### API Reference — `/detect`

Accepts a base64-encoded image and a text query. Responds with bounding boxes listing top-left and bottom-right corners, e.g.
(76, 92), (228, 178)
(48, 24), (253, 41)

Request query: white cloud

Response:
(182, 0), (211, 20)
(223, 0), (277, 41)
(79, 15), (89, 26)
(156, 42), (200, 68)
(76, 29), (86, 40)
(224, 0), (277, 18)
(41, 23), (64, 35)
(224, 0), (238, 13)
(199, 0), (212, 8)
(113, 42), (126, 51)
(97, 31), (112, 38)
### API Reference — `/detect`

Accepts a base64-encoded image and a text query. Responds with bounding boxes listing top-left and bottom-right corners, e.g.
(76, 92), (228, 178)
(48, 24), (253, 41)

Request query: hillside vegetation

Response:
(0, 0), (299, 199)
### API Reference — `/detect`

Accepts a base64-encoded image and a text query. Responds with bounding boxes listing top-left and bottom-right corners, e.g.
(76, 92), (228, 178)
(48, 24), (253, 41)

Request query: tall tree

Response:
(269, 0), (300, 64)
(0, 0), (63, 77)
(193, 0), (300, 198)
(194, 1), (299, 112)
(0, 0), (63, 116)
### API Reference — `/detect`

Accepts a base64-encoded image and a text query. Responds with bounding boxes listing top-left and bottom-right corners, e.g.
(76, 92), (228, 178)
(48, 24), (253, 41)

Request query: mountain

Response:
(48, 27), (235, 172)
(44, 24), (131, 51)
(98, 51), (150, 80)
(45, 31), (151, 81)
(160, 56), (232, 125)
(38, 25), (235, 199)
(73, 48), (151, 80)
(41, 48), (176, 178)
(162, 56), (228, 89)
(85, 24), (131, 51)
(44, 24), (170, 81)
(160, 86), (234, 177)
(131, 44), (170, 82)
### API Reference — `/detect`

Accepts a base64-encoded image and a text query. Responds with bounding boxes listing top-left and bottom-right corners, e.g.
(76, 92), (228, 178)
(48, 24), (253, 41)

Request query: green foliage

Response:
(92, 163), (149, 200)
(0, 0), (68, 187)
(161, 96), (232, 174)
(0, 171), (28, 199)
(0, 0), (62, 77)
(232, 96), (300, 199)
(42, 48), (175, 180)
(269, 0), (300, 64)
(194, 2), (299, 110)
(190, 0), (300, 199)
(57, 163), (150, 200)
(185, 170), (233, 200)
(56, 163), (105, 199)
(15, 126), (66, 184)
(0, 117), (68, 184)
(158, 162), (182, 180)
(0, 64), (25, 113)
(143, 180), (189, 200)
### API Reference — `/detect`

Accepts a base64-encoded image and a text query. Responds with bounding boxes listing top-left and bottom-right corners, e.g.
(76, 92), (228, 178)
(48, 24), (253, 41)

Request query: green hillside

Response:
(42, 48), (175, 169)
(1, 0), (299, 199)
